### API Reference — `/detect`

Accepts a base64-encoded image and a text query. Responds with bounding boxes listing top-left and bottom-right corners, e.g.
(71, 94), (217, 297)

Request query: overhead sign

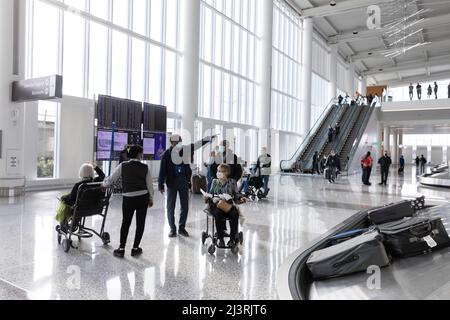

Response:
(12, 75), (63, 102)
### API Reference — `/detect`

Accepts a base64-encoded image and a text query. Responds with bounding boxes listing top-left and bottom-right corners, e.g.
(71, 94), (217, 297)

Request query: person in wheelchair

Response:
(56, 163), (105, 232)
(205, 164), (241, 248)
(238, 162), (266, 200)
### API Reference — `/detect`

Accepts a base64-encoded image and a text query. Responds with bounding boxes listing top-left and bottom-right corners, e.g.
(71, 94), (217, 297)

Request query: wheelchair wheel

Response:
(231, 245), (239, 255)
(62, 239), (72, 253)
(201, 232), (208, 245)
(102, 232), (111, 245)
(239, 232), (244, 245)
(57, 233), (62, 245)
(208, 244), (216, 255)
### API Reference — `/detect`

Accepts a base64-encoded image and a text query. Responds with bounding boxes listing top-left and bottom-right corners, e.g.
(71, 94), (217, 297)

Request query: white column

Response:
(347, 62), (355, 95)
(0, 0), (25, 184)
(361, 76), (367, 96)
(301, 18), (313, 137)
(392, 129), (398, 165)
(383, 126), (390, 156)
(179, 0), (201, 139)
(329, 44), (338, 100)
(257, 0), (273, 151)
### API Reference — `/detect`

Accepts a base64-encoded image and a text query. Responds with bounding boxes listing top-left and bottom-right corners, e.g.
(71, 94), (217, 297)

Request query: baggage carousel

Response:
(419, 166), (450, 188)
(277, 200), (450, 300)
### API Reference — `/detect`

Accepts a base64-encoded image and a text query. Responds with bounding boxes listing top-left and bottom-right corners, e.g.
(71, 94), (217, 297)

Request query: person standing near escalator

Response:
(361, 152), (374, 186)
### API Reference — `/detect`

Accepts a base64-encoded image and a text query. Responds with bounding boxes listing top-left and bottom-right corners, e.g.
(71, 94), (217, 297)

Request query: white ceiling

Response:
(291, 0), (450, 87)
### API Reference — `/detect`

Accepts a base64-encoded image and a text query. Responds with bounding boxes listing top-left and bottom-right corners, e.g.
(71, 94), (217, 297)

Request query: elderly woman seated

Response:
(205, 164), (241, 248)
(56, 163), (105, 231)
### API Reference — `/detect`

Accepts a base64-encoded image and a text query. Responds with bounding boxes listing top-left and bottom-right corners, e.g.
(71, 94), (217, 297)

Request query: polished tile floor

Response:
(0, 166), (448, 300)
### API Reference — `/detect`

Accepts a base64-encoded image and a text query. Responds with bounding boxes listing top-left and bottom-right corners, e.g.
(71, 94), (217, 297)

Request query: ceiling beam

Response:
(363, 54), (450, 76)
(328, 13), (450, 44)
(301, 0), (393, 18)
(351, 38), (450, 62)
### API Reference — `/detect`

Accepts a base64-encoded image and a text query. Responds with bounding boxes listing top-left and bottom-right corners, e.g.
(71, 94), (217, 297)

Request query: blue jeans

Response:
(263, 176), (270, 194)
(207, 164), (213, 193)
(166, 176), (190, 232)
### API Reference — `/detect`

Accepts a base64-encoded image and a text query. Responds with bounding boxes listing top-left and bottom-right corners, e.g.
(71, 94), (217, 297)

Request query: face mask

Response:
(217, 172), (225, 180)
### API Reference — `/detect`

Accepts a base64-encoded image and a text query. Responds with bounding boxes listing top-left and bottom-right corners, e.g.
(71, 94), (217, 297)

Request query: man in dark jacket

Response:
(325, 151), (338, 183)
(378, 152), (392, 185)
(420, 155), (427, 174)
(312, 151), (320, 175)
(158, 134), (216, 238)
(211, 140), (243, 183)
(328, 126), (334, 143)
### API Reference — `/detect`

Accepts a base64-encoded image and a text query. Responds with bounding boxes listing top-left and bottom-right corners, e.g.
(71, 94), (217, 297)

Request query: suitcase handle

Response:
(409, 222), (432, 237)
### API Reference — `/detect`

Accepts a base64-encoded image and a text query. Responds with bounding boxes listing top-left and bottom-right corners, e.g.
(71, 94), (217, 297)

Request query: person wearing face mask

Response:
(256, 147), (272, 197)
(211, 140), (243, 183)
(158, 134), (217, 238)
(325, 151), (338, 183)
(103, 145), (154, 258)
(378, 152), (392, 186)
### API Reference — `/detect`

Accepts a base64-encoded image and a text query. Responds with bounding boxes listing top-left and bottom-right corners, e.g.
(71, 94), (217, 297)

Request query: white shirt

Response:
(103, 159), (154, 199)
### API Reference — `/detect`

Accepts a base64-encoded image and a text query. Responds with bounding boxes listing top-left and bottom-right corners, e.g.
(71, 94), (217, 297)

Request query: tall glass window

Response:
(271, 0), (302, 133)
(199, 0), (260, 125)
(37, 102), (58, 179)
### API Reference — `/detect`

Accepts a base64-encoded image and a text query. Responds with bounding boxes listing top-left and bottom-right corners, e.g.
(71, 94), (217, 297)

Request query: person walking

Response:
(409, 83), (414, 101)
(312, 151), (320, 175)
(256, 147), (272, 197)
(338, 95), (344, 105)
(361, 152), (374, 186)
(434, 82), (439, 99)
(427, 85), (433, 99)
(420, 155), (427, 174)
(399, 155), (405, 176)
(159, 134), (216, 238)
(335, 123), (341, 138)
(103, 145), (154, 258)
(378, 152), (392, 186)
(416, 83), (422, 100)
(325, 151), (338, 183)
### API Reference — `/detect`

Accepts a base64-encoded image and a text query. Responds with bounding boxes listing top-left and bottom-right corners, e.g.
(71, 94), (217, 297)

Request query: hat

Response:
(170, 134), (182, 143)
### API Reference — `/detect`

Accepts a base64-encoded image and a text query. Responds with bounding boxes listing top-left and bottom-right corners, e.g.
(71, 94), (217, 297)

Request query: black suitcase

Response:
(378, 216), (450, 258)
(306, 231), (390, 280)
(367, 200), (413, 225)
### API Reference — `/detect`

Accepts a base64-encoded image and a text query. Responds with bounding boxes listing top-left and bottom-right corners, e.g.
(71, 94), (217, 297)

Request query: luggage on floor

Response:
(329, 228), (370, 246)
(378, 216), (450, 258)
(306, 231), (390, 280)
(398, 167), (404, 175)
(191, 173), (207, 194)
(367, 200), (413, 225)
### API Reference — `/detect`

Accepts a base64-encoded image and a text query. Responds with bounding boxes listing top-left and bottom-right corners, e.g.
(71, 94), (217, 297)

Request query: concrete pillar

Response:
(179, 0), (201, 139)
(361, 77), (367, 96)
(329, 44), (338, 100)
(257, 0), (273, 152)
(300, 18), (313, 137)
(347, 62), (355, 95)
(398, 131), (403, 160)
(0, 0), (26, 194)
(383, 126), (390, 156)
(392, 129), (398, 165)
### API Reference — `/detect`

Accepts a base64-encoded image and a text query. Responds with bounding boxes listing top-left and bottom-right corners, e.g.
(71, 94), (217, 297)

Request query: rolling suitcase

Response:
(191, 172), (207, 194)
(367, 200), (413, 225)
(306, 231), (390, 280)
(378, 216), (450, 258)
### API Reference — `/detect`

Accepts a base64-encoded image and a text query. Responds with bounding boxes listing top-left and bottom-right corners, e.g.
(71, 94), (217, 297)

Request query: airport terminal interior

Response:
(2, 0), (450, 301)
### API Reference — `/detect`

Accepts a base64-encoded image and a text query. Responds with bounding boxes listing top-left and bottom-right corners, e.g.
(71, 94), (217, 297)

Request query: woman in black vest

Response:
(103, 145), (154, 258)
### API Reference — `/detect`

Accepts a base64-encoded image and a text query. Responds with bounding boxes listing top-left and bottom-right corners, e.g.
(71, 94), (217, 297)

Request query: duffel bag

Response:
(307, 231), (390, 280)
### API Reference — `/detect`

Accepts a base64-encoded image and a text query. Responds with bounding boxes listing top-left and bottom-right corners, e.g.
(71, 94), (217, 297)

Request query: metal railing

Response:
(280, 98), (337, 172)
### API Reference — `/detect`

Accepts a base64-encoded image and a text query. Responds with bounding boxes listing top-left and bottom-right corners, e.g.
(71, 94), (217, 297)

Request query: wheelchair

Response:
(202, 200), (244, 255)
(56, 183), (112, 253)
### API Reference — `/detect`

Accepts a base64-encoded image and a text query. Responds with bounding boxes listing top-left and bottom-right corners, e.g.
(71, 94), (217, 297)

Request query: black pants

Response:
(167, 177), (190, 232)
(313, 162), (320, 174)
(420, 164), (426, 174)
(210, 205), (239, 241)
(381, 168), (389, 184)
(120, 194), (149, 249)
(362, 167), (372, 185)
(417, 90), (422, 100)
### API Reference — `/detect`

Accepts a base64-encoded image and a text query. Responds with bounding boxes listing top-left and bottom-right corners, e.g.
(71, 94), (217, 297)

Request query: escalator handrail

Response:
(280, 98), (337, 171)
(299, 103), (347, 171)
(333, 104), (365, 156)
(344, 102), (377, 173)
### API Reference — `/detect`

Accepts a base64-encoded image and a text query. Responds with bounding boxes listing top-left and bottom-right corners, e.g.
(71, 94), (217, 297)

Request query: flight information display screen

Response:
(143, 103), (167, 132)
(97, 95), (142, 131)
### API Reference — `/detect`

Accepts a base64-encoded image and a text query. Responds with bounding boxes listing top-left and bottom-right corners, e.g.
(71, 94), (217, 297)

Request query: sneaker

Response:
(113, 248), (125, 258)
(168, 230), (177, 238)
(178, 229), (190, 237)
(131, 248), (143, 257)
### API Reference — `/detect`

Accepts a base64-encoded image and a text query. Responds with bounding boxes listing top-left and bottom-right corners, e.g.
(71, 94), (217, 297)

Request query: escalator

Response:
(280, 99), (342, 172)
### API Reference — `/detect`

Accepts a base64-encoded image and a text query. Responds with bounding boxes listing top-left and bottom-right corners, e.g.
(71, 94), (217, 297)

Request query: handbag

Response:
(217, 200), (233, 214)
(55, 194), (73, 223)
